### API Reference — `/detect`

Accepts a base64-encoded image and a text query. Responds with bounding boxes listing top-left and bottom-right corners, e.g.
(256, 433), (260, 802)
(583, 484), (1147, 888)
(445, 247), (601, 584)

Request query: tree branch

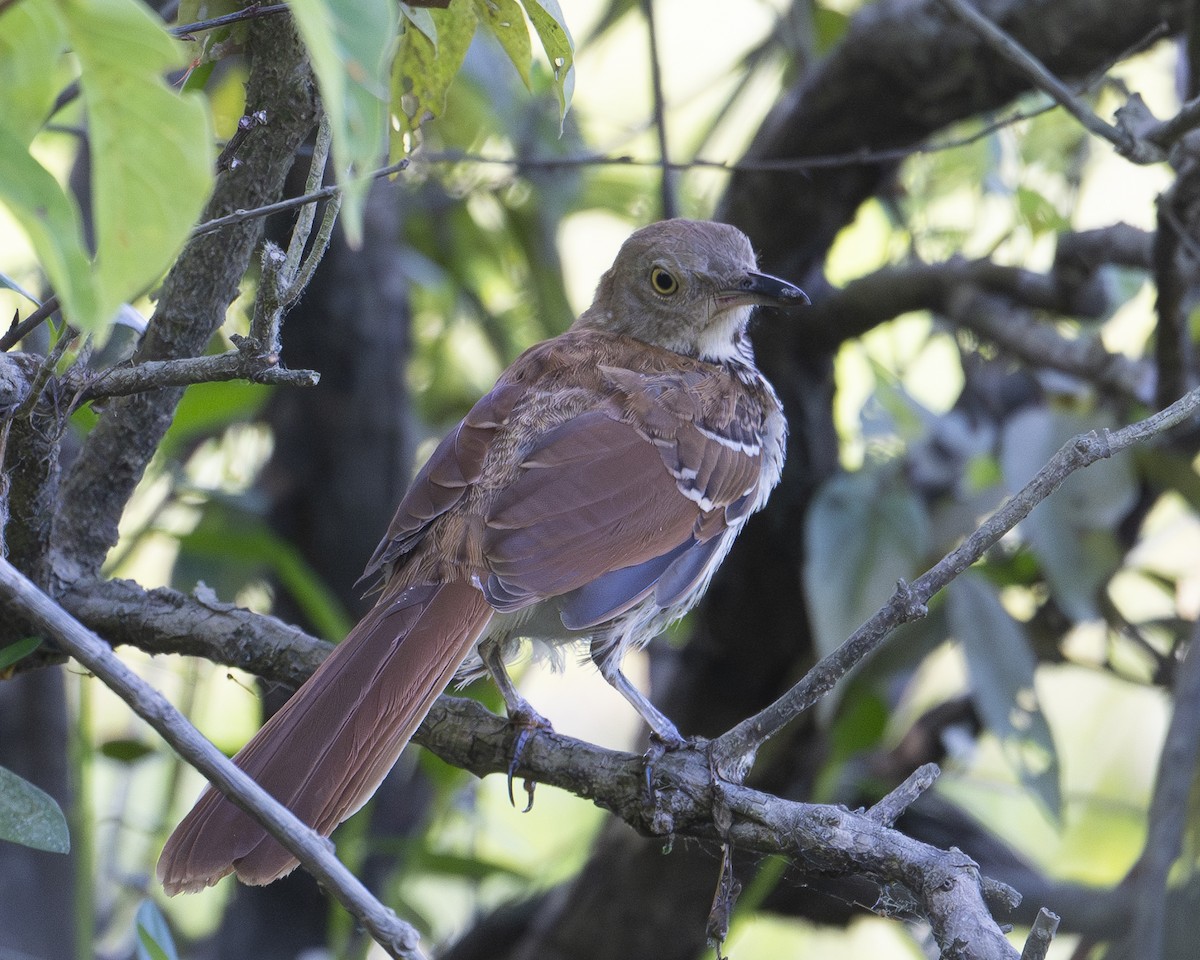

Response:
(413, 699), (1025, 960)
(0, 558), (425, 960)
(49, 13), (319, 584)
(1113, 619), (1200, 957)
(946, 288), (1153, 403)
(934, 0), (1162, 163)
(65, 345), (319, 404)
(170, 1), (289, 37)
(797, 254), (1153, 400)
(57, 577), (330, 688)
(712, 384), (1200, 779)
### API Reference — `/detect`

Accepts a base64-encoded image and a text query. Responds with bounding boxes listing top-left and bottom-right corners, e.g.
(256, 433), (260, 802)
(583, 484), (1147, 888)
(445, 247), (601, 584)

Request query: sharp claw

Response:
(505, 708), (553, 810)
(507, 724), (534, 807)
(642, 739), (669, 805)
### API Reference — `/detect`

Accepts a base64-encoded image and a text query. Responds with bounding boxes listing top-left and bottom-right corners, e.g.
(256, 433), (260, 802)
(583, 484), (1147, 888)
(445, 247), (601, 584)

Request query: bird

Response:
(157, 218), (807, 893)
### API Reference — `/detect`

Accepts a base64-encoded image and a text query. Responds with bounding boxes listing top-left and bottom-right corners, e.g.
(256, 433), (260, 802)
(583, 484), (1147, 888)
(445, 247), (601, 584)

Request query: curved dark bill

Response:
(730, 271), (810, 306)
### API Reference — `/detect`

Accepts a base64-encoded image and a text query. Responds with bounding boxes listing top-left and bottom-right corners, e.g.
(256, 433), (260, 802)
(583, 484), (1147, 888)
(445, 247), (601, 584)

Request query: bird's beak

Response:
(718, 271), (809, 308)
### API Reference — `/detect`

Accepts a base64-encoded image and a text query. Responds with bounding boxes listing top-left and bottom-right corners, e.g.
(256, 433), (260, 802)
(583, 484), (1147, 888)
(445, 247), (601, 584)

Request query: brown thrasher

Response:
(158, 218), (806, 893)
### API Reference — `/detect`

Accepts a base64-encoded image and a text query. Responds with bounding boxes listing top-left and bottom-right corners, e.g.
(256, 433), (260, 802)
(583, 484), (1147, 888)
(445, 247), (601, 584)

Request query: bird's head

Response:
(576, 219), (808, 363)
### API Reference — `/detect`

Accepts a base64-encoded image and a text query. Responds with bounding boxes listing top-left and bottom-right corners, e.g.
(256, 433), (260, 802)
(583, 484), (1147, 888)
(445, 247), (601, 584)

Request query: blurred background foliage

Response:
(1, 0), (1198, 957)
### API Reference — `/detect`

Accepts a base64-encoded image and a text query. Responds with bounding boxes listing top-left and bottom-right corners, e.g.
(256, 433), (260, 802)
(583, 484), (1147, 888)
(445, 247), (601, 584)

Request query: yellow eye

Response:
(649, 266), (679, 296)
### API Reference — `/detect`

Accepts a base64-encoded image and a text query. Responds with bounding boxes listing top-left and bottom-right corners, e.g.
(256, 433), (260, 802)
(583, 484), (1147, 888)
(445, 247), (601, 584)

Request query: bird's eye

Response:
(649, 266), (679, 296)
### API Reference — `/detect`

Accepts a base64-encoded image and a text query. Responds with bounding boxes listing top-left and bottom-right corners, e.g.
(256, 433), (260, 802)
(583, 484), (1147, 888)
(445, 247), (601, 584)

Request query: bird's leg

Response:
(591, 645), (688, 804)
(590, 641), (685, 746)
(479, 636), (550, 810)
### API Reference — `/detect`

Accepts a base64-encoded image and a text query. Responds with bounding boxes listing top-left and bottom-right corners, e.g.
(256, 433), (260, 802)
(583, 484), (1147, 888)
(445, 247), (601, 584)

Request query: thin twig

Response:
(278, 114), (341, 312)
(170, 1), (289, 37)
(712, 385), (1200, 778)
(641, 0), (677, 219)
(70, 346), (319, 404)
(280, 112), (332, 292)
(15, 328), (74, 421)
(0, 557), (426, 960)
(1144, 92), (1200, 149)
(187, 102), (1074, 241)
(1, 296), (61, 353)
(190, 158), (406, 239)
(283, 191), (342, 310)
(935, 0), (1162, 163)
(191, 185), (340, 237)
(865, 763), (940, 827)
(1020, 908), (1060, 960)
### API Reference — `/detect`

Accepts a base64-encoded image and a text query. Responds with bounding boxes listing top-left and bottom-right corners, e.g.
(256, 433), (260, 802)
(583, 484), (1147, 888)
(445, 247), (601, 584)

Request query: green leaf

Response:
(0, 272), (43, 305)
(288, 0), (397, 244)
(1016, 185), (1069, 235)
(0, 1), (66, 145)
(1000, 407), (1137, 620)
(178, 506), (353, 640)
(160, 380), (271, 457)
(135, 899), (178, 960)
(0, 125), (101, 325)
(0, 764), (70, 854)
(60, 0), (214, 333)
(392, 2), (479, 146)
(100, 738), (156, 764)
(476, 0), (532, 90)
(812, 6), (850, 54)
(803, 467), (930, 662)
(519, 0), (574, 127)
(0, 636), (42, 672)
(0, 0), (213, 336)
(947, 573), (1063, 820)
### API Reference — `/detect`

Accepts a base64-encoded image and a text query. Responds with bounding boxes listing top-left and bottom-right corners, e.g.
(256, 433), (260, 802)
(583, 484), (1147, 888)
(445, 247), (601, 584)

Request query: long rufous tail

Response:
(157, 579), (493, 893)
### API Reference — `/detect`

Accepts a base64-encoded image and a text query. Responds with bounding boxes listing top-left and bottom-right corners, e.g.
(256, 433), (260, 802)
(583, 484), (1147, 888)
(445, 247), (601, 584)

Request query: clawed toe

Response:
(642, 733), (701, 804)
(506, 708), (553, 810)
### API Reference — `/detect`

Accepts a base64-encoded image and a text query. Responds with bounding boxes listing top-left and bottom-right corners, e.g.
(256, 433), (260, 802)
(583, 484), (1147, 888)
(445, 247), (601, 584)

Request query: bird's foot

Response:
(505, 704), (553, 812)
(642, 730), (703, 806)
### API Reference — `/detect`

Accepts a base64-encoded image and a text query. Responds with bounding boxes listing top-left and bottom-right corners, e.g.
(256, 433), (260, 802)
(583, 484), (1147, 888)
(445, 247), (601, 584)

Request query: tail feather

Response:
(157, 579), (493, 893)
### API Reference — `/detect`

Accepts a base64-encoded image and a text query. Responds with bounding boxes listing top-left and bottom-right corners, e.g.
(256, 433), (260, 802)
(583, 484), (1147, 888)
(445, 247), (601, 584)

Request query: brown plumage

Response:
(158, 219), (806, 893)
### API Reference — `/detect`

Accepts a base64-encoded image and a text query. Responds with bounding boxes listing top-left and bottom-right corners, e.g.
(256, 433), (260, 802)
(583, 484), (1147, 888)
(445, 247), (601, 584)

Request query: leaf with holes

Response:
(477, 0), (531, 89)
(519, 0), (573, 127)
(392, 2), (478, 147)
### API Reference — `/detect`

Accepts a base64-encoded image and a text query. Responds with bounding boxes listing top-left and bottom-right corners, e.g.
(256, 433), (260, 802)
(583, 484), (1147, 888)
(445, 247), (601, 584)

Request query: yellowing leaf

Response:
(392, 2), (478, 146)
(476, 0), (532, 90)
(519, 0), (573, 126)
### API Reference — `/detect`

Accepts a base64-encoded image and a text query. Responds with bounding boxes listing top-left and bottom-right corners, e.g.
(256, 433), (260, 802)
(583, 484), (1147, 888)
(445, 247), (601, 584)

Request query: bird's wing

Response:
(356, 380), (527, 590)
(481, 363), (765, 627)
